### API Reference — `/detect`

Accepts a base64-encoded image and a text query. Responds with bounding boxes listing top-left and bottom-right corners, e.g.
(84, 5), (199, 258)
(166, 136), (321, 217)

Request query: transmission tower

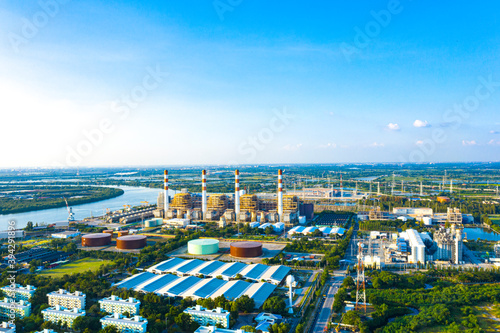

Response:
(355, 242), (366, 313)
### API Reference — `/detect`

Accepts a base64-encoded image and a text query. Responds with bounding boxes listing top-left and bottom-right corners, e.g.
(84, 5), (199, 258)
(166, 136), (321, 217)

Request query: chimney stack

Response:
(278, 169), (284, 221)
(235, 170), (240, 220)
(164, 170), (169, 216)
(202, 170), (207, 219)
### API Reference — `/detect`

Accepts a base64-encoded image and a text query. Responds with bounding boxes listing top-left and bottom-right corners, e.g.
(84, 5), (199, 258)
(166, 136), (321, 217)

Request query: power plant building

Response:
(406, 229), (426, 264)
(433, 226), (463, 264)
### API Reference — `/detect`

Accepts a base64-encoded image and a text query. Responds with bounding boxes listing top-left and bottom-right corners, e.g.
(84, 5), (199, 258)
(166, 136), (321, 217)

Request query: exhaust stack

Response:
(202, 170), (207, 219)
(235, 170), (240, 219)
(278, 169), (284, 221)
(164, 170), (169, 216)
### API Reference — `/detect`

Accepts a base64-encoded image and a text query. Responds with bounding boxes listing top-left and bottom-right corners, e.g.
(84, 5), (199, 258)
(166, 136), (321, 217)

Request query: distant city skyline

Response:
(1, 1), (499, 167)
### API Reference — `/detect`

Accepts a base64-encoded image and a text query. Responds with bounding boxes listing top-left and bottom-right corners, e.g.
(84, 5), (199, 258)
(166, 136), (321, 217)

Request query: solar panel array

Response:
(147, 258), (289, 284)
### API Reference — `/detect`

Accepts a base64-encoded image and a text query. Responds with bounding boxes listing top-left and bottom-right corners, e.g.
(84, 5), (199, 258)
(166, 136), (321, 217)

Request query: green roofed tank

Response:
(188, 239), (219, 255)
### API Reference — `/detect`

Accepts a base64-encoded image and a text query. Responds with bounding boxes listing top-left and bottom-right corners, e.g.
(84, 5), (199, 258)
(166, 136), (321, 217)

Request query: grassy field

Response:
(489, 214), (500, 224)
(40, 258), (112, 278)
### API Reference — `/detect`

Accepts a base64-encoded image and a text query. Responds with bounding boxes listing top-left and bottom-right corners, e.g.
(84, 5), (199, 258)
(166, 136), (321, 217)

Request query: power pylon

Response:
(355, 242), (366, 313)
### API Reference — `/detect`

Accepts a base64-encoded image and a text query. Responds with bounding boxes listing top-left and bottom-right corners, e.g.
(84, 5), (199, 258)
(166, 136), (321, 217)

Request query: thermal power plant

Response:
(81, 234), (112, 247)
(164, 170), (169, 217)
(156, 169), (300, 226)
(230, 242), (263, 258)
(116, 235), (147, 250)
(188, 239), (220, 255)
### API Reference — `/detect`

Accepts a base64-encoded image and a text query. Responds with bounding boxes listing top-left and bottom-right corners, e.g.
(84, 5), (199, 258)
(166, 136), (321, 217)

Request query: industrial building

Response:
(47, 289), (86, 310)
(0, 299), (30, 319)
(81, 233), (112, 247)
(98, 295), (140, 315)
(287, 226), (345, 237)
(188, 239), (220, 255)
(153, 170), (301, 227)
(0, 322), (15, 333)
(145, 258), (290, 285)
(100, 313), (148, 333)
(230, 242), (263, 258)
(405, 229), (426, 264)
(433, 226), (463, 264)
(116, 235), (147, 250)
(34, 330), (57, 333)
(184, 306), (230, 328)
(0, 284), (36, 301)
(363, 207), (473, 225)
(51, 230), (81, 239)
(41, 305), (85, 327)
(195, 326), (245, 333)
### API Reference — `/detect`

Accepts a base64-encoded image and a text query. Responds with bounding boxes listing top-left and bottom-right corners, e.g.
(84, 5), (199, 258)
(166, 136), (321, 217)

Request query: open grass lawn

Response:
(40, 258), (112, 278)
(488, 214), (500, 224)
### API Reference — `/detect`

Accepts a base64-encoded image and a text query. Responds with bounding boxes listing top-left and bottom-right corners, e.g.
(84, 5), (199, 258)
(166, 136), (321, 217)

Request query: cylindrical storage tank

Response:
(230, 242), (263, 258)
(118, 230), (129, 237)
(82, 234), (112, 247)
(423, 217), (432, 226)
(116, 235), (147, 250)
(103, 230), (114, 234)
(188, 239), (219, 255)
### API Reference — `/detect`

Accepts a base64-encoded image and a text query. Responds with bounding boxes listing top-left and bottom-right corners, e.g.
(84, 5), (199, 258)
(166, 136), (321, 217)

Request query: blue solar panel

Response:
(221, 262), (246, 277)
(251, 283), (277, 308)
(155, 258), (185, 272)
(166, 276), (201, 296)
(177, 259), (205, 274)
(116, 272), (156, 290)
(140, 274), (179, 293)
(199, 261), (226, 276)
(223, 280), (251, 300)
(270, 266), (291, 282)
(244, 264), (269, 280)
(193, 279), (227, 298)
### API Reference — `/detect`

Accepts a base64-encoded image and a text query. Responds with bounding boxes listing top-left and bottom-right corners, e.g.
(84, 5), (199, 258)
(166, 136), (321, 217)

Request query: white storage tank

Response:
(423, 217), (433, 226)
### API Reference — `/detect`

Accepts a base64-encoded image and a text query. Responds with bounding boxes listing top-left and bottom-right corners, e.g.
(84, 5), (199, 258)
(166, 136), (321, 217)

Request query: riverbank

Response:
(0, 186), (124, 215)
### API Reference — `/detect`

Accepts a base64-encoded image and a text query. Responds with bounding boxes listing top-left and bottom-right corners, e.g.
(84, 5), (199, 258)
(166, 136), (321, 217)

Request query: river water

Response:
(463, 227), (500, 241)
(0, 186), (173, 230)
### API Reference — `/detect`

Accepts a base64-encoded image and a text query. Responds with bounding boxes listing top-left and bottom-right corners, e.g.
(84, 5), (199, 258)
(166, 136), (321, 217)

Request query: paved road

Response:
(311, 275), (345, 333)
(294, 270), (319, 307)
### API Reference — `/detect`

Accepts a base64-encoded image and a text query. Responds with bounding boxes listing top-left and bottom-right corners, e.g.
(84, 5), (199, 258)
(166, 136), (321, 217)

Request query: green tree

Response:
(241, 325), (256, 332)
(263, 296), (286, 315)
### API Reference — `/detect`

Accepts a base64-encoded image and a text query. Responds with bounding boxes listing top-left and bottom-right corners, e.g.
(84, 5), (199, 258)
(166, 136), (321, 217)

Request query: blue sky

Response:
(1, 0), (499, 167)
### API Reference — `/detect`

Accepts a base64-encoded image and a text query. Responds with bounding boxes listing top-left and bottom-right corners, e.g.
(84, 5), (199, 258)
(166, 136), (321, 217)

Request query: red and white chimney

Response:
(202, 170), (207, 219)
(235, 170), (240, 218)
(164, 170), (169, 216)
(278, 169), (284, 221)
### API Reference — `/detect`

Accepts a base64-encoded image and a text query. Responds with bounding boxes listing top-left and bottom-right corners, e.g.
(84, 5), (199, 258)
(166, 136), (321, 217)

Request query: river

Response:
(463, 227), (500, 241)
(0, 186), (176, 230)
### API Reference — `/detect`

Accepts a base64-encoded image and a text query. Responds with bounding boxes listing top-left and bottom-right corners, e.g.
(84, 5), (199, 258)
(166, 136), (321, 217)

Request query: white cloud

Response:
(415, 140), (424, 146)
(319, 143), (337, 149)
(369, 142), (385, 148)
(413, 119), (430, 128)
(490, 130), (499, 134)
(488, 139), (500, 145)
(386, 123), (400, 131)
(462, 140), (478, 146)
(283, 143), (303, 151)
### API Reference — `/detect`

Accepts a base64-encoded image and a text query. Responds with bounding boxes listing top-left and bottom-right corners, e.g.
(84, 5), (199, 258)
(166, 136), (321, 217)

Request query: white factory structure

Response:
(153, 169), (303, 227)
(361, 207), (473, 225)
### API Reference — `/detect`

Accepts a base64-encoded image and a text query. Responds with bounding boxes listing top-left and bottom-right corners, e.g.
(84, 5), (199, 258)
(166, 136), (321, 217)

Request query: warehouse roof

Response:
(115, 272), (156, 290)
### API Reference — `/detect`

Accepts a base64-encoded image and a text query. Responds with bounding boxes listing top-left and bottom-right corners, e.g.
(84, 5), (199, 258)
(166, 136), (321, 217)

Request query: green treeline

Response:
(0, 186), (124, 214)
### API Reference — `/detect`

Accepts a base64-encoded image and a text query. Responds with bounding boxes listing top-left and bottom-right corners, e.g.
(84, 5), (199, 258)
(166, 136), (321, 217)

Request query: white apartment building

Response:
(35, 330), (57, 333)
(0, 298), (31, 319)
(99, 295), (140, 315)
(0, 284), (36, 301)
(47, 289), (86, 310)
(184, 306), (230, 328)
(41, 305), (85, 327)
(100, 313), (148, 333)
(0, 322), (15, 333)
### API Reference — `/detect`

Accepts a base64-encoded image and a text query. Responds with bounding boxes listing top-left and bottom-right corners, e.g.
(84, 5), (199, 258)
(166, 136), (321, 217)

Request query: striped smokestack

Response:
(235, 169), (240, 219)
(202, 170), (207, 219)
(278, 169), (283, 221)
(164, 170), (169, 216)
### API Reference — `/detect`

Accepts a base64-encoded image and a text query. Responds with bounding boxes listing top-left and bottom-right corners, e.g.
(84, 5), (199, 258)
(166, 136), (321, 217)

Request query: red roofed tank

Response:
(230, 241), (263, 258)
(81, 233), (112, 247)
(116, 235), (147, 250)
